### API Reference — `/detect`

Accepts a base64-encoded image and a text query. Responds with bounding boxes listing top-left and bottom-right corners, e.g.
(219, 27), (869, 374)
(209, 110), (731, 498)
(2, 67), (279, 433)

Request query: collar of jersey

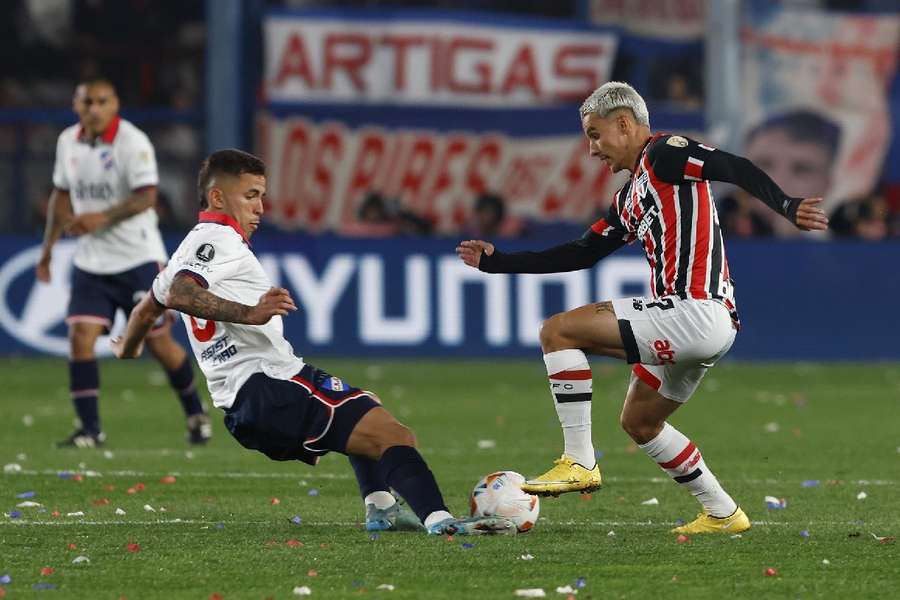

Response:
(77, 115), (121, 145)
(198, 211), (250, 246)
(634, 132), (664, 172)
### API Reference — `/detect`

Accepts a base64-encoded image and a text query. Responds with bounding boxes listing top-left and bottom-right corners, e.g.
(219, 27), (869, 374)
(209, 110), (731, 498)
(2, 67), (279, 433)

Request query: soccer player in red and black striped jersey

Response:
(456, 82), (828, 534)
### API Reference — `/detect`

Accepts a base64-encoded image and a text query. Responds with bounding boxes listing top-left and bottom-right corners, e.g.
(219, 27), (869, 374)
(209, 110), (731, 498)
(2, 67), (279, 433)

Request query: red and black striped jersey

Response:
(479, 132), (802, 326)
(591, 133), (733, 304)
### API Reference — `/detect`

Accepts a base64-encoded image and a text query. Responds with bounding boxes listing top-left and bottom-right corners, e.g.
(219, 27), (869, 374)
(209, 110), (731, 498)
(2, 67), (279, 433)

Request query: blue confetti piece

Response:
(0, 574), (11, 584)
(58, 471), (72, 480)
(214, 522), (225, 530)
(575, 577), (586, 589)
(800, 530), (810, 538)
(674, 519), (686, 526)
(9, 511), (22, 519)
(15, 491), (35, 499)
(291, 515), (302, 525)
(801, 480), (820, 488)
(594, 450), (604, 460)
(369, 533), (380, 540)
(307, 489), (319, 497)
(461, 543), (474, 549)
(33, 583), (56, 590)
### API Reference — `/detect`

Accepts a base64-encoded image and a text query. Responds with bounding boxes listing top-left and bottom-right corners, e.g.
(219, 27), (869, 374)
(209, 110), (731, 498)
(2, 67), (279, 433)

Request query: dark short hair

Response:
(77, 77), (117, 94)
(197, 149), (266, 209)
(746, 109), (842, 164)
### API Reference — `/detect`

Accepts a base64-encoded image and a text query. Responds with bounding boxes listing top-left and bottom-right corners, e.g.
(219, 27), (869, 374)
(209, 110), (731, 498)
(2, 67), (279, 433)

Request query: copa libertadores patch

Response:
(196, 244), (215, 262)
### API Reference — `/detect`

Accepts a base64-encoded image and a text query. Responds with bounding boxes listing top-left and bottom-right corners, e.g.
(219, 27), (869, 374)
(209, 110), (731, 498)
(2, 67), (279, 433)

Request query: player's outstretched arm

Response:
(36, 189), (72, 282)
(456, 231), (626, 274)
(111, 292), (166, 359)
(792, 197), (829, 231)
(165, 274), (297, 326)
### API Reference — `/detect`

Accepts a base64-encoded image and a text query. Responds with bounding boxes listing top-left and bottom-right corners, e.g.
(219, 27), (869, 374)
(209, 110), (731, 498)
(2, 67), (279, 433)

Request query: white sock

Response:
(544, 349), (595, 468)
(424, 510), (453, 530)
(364, 491), (396, 510)
(639, 423), (737, 518)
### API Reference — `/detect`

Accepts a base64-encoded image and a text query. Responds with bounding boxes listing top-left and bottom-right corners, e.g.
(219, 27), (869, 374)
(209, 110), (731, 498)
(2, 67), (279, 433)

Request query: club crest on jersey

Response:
(195, 244), (215, 262)
(99, 149), (115, 170)
(666, 135), (688, 147)
(322, 376), (345, 392)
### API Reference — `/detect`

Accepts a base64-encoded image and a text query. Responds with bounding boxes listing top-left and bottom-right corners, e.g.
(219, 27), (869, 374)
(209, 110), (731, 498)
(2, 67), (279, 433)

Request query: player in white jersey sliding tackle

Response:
(457, 82), (829, 534)
(111, 149), (514, 536)
(38, 77), (211, 448)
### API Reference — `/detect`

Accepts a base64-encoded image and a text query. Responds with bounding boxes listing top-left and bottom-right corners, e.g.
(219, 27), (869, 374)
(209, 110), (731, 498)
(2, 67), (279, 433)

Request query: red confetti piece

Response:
(104, 484), (116, 491)
(676, 535), (690, 544)
(72, 474), (84, 482)
(126, 543), (141, 553)
(209, 594), (223, 600)
(445, 535), (454, 542)
(765, 567), (778, 577)
(307, 569), (317, 577)
(264, 540), (279, 547)
(126, 488), (137, 495)
(286, 539), (303, 548)
(40, 567), (54, 576)
(160, 476), (177, 484)
(319, 543), (329, 549)
(0, 587), (6, 597)
(67, 543), (77, 550)
(270, 497), (280, 505)
(93, 498), (110, 506)
(134, 483), (146, 491)
(581, 493), (593, 501)
(51, 511), (60, 518)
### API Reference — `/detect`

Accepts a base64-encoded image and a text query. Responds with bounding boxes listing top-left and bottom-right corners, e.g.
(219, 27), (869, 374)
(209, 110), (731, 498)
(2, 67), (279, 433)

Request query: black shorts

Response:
(223, 364), (380, 466)
(66, 261), (169, 333)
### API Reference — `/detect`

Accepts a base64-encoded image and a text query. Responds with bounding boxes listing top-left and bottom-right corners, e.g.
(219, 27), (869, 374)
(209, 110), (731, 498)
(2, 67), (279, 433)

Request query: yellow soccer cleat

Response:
(671, 507), (751, 534)
(520, 455), (602, 497)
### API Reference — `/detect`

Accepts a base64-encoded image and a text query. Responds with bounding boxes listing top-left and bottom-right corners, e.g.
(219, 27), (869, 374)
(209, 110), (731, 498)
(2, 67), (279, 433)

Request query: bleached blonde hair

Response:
(579, 81), (650, 128)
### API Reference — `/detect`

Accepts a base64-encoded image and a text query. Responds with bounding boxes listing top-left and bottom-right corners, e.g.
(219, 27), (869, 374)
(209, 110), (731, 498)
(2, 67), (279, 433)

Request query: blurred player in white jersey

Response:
(110, 149), (514, 536)
(458, 82), (828, 534)
(37, 78), (211, 448)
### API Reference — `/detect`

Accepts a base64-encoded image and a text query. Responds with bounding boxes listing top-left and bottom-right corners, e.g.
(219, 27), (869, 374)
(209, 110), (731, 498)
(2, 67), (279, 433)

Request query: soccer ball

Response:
(469, 471), (540, 533)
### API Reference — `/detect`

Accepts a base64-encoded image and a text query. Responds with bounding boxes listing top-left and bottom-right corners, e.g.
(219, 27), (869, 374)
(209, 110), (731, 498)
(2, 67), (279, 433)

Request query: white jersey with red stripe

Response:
(591, 134), (737, 318)
(52, 116), (167, 274)
(151, 213), (304, 409)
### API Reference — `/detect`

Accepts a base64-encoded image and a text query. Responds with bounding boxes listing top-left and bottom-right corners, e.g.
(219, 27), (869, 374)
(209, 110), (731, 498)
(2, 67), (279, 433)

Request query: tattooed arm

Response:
(66, 187), (157, 235)
(111, 292), (167, 359)
(165, 274), (297, 325)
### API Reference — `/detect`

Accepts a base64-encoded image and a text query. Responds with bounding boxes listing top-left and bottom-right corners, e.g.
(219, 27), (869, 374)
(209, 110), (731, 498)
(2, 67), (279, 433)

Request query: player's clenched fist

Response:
(456, 240), (495, 269)
(247, 287), (297, 324)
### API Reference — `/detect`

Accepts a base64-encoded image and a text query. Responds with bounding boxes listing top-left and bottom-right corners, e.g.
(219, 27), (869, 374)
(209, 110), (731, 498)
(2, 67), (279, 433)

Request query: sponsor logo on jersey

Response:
(666, 135), (688, 147)
(322, 376), (345, 392)
(636, 204), (659, 239)
(196, 244), (215, 262)
(74, 180), (115, 201)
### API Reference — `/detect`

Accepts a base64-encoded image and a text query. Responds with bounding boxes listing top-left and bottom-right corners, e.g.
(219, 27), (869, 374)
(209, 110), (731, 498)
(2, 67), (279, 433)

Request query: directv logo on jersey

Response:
(196, 244), (215, 262)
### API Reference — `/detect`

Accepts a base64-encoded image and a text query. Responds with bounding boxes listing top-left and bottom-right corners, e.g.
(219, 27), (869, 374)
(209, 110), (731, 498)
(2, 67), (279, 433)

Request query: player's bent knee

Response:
(539, 313), (567, 351)
(619, 412), (662, 444)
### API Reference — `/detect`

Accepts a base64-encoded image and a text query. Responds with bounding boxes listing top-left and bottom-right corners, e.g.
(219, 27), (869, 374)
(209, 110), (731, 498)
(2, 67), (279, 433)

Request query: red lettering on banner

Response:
(446, 38), (493, 94)
(396, 135), (437, 209)
(501, 156), (552, 201)
(342, 129), (388, 223)
(307, 124), (344, 227)
(276, 33), (316, 87)
(430, 37), (444, 92)
(465, 137), (502, 196)
(554, 45), (602, 101)
(381, 34), (425, 91)
(323, 33), (372, 91)
(278, 122), (312, 222)
(422, 136), (469, 218)
(501, 44), (541, 97)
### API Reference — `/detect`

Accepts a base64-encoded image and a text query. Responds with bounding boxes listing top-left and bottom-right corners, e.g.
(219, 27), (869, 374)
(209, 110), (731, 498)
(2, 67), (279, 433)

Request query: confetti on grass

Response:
(765, 496), (787, 509)
(72, 556), (90, 565)
(857, 491), (868, 500)
(376, 584), (395, 591)
(764, 568), (778, 577)
(15, 491), (35, 499)
(126, 543), (141, 553)
(290, 516), (302, 525)
(293, 586), (312, 596)
(514, 589), (546, 598)
(641, 497), (659, 506)
(801, 480), (820, 487)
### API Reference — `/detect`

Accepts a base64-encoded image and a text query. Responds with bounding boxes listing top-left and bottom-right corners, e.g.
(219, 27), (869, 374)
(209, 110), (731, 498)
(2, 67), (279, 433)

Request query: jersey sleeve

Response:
(124, 133), (159, 190)
(647, 135), (801, 221)
(478, 194), (631, 274)
(51, 133), (69, 190)
(152, 229), (244, 306)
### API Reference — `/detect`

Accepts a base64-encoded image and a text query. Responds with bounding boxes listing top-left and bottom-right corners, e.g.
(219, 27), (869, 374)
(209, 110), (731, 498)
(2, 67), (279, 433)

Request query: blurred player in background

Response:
(37, 77), (211, 448)
(457, 82), (828, 534)
(112, 149), (515, 536)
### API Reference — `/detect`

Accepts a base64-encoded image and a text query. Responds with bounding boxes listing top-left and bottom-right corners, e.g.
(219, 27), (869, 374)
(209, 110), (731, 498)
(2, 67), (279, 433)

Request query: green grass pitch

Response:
(1, 357), (899, 599)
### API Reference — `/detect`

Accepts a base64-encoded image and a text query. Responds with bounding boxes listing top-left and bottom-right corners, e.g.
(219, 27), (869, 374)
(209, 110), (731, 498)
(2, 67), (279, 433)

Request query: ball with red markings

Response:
(469, 471), (540, 533)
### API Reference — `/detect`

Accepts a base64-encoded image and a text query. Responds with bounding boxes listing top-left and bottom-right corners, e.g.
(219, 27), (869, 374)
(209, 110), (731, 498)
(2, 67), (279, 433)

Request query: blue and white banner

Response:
(1, 235), (897, 360)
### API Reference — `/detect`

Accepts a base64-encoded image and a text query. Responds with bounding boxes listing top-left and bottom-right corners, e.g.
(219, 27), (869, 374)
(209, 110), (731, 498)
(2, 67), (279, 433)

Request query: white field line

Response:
(0, 519), (864, 528)
(3, 469), (899, 486)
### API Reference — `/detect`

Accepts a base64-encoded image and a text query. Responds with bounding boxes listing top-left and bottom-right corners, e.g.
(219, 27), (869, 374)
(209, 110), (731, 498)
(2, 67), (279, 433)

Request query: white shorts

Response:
(612, 296), (737, 402)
